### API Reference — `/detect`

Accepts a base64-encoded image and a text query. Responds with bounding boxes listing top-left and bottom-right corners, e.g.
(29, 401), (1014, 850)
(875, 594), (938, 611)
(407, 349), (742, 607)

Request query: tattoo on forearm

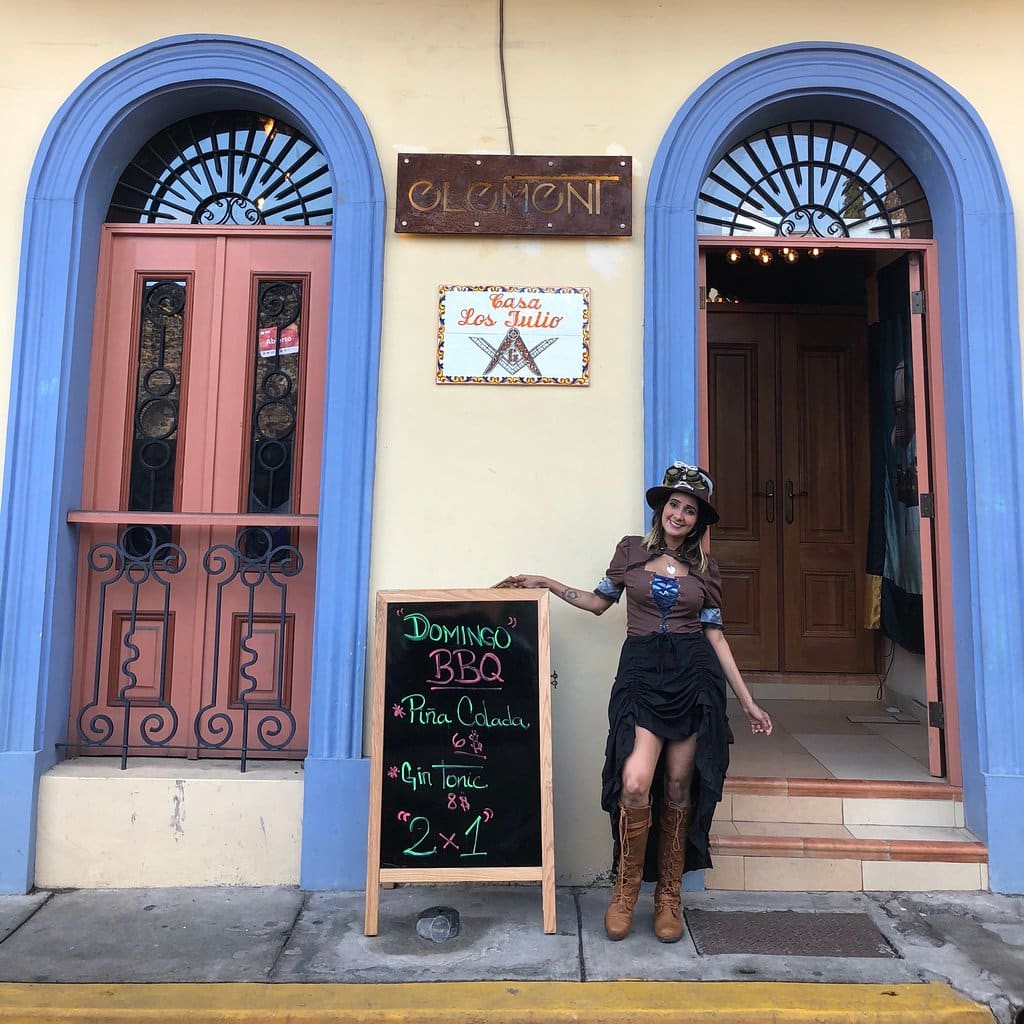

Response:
(562, 588), (580, 602)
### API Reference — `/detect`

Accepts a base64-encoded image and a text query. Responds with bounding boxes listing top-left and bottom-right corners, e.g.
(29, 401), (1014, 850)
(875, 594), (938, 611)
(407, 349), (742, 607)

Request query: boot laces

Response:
(655, 808), (685, 911)
(612, 813), (632, 900)
(612, 808), (645, 902)
(655, 889), (681, 913)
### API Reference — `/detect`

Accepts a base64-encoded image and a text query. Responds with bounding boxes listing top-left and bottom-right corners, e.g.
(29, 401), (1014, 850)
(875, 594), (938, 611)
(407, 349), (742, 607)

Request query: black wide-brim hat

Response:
(645, 462), (719, 524)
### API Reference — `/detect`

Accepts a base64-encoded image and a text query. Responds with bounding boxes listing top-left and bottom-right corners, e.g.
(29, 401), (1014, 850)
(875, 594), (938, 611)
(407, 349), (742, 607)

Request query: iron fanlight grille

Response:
(106, 111), (332, 226)
(697, 121), (932, 239)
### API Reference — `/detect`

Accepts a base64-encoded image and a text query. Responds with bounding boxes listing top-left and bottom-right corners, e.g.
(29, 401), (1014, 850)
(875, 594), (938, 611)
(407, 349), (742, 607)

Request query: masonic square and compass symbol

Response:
(469, 327), (559, 377)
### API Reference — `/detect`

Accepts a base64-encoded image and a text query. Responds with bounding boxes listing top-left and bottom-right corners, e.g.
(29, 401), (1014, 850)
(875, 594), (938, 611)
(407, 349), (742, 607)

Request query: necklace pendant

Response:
(666, 563), (676, 576)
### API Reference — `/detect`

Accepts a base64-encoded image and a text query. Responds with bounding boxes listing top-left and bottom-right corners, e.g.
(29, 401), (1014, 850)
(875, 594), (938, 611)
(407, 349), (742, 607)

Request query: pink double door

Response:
(69, 227), (329, 762)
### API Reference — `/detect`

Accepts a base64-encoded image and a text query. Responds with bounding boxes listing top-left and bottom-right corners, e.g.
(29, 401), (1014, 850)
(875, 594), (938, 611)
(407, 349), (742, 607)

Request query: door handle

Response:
(753, 480), (775, 523)
(784, 480), (808, 524)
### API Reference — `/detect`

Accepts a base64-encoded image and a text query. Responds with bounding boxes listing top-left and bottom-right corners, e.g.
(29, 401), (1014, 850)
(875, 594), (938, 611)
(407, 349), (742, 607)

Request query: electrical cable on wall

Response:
(499, 0), (515, 155)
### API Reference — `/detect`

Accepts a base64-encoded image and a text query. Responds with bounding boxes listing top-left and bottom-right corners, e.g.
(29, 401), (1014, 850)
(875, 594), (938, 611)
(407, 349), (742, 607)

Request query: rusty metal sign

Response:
(396, 154), (632, 236)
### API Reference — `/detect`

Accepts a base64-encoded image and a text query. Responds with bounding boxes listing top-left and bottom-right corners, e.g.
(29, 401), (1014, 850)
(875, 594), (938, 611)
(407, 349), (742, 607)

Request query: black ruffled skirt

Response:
(601, 631), (733, 880)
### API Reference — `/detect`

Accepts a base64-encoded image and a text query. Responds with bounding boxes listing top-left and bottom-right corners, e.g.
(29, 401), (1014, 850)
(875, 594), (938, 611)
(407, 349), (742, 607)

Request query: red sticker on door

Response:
(258, 324), (299, 358)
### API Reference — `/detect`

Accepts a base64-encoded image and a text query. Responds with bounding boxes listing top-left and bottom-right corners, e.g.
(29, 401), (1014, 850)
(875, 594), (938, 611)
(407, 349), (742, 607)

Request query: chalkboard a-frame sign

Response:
(364, 589), (555, 935)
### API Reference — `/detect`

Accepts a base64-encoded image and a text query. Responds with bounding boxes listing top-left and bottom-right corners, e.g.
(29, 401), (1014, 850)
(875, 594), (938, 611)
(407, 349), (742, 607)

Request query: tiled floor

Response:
(728, 698), (934, 782)
(712, 697), (983, 890)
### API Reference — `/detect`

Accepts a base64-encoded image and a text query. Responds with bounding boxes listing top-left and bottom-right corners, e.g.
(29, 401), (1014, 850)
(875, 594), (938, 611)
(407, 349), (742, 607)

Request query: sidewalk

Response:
(1, 884), (1021, 1022)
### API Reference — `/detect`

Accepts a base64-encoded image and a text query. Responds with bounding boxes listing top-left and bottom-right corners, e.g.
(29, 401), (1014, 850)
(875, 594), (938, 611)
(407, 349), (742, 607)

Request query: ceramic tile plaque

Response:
(436, 285), (590, 386)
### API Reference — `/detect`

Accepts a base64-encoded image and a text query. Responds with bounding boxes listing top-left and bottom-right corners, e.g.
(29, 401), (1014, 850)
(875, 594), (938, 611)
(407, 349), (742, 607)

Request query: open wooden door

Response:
(906, 253), (945, 777)
(873, 251), (946, 778)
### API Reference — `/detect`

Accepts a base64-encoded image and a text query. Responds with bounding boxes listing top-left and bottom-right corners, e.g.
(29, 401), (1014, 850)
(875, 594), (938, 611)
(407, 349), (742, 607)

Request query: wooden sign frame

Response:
(364, 588), (555, 935)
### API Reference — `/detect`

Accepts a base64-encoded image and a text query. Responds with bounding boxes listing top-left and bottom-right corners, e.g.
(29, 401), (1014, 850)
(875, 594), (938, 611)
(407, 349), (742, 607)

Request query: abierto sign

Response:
(397, 154), (631, 236)
(437, 285), (590, 386)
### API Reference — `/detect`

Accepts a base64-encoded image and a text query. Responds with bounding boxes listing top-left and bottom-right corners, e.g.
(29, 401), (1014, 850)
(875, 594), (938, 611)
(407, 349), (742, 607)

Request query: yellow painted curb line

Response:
(0, 980), (995, 1023)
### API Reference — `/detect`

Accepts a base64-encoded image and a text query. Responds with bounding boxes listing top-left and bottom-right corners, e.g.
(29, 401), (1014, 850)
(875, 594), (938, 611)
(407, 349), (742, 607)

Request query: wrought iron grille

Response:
(74, 526), (306, 771)
(247, 280), (303, 560)
(106, 111), (333, 226)
(127, 279), (186, 554)
(199, 527), (303, 773)
(76, 527), (185, 769)
(697, 122), (932, 239)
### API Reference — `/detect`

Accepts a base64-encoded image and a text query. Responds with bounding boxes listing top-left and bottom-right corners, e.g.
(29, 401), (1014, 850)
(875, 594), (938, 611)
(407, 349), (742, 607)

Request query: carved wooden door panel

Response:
(69, 227), (329, 762)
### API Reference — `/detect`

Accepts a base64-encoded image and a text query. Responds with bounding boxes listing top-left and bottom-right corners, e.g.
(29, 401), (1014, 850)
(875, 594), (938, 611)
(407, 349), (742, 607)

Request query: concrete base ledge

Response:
(35, 761), (303, 888)
(0, 981), (994, 1023)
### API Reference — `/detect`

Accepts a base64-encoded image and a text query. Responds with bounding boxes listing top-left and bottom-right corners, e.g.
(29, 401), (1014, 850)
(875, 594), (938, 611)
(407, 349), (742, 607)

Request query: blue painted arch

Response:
(645, 42), (1024, 892)
(0, 35), (385, 892)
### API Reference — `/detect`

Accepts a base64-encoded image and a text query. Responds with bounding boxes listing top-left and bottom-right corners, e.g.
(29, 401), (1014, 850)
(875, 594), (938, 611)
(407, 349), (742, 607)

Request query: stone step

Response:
(721, 776), (965, 827)
(708, 777), (986, 892)
(740, 672), (885, 702)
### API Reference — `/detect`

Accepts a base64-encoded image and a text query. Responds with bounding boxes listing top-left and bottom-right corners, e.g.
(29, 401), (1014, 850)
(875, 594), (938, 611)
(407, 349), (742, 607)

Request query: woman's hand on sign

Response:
(497, 575), (613, 616)
(495, 574), (547, 589)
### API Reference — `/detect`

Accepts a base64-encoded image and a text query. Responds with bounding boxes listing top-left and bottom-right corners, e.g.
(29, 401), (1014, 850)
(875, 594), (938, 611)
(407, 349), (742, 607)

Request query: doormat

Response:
(685, 910), (898, 958)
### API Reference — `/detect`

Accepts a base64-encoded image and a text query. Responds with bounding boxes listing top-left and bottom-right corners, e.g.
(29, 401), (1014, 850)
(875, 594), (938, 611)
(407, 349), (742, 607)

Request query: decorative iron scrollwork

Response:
(76, 524), (306, 770)
(196, 194), (264, 226)
(697, 121), (932, 239)
(128, 279), (186, 555)
(106, 110), (332, 226)
(76, 527), (186, 769)
(247, 281), (303, 560)
(777, 206), (848, 239)
(197, 527), (304, 772)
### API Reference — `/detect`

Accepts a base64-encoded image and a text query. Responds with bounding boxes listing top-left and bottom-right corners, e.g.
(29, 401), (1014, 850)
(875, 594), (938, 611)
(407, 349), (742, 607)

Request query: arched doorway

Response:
(0, 36), (384, 893)
(695, 120), (948, 783)
(645, 43), (1024, 893)
(69, 111), (333, 768)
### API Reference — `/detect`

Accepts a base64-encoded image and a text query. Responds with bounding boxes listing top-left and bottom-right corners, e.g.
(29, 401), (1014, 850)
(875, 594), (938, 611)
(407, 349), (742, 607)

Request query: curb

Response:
(0, 980), (995, 1023)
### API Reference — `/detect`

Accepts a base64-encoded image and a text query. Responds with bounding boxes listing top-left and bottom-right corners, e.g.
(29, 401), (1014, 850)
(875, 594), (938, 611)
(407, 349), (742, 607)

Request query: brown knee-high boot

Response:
(653, 799), (693, 943)
(604, 802), (651, 941)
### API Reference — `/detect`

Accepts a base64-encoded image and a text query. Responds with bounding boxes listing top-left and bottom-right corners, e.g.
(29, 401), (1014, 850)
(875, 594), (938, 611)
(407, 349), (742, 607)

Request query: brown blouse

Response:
(593, 535), (725, 638)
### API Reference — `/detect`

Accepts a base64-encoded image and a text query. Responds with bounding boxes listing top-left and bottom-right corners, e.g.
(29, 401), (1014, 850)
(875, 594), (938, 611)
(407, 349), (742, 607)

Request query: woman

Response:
(507, 462), (772, 943)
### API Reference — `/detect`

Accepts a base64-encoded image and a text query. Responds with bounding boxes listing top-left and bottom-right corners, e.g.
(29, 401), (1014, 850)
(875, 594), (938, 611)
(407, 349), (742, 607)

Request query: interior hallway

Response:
(719, 692), (978, 857)
(729, 697), (931, 782)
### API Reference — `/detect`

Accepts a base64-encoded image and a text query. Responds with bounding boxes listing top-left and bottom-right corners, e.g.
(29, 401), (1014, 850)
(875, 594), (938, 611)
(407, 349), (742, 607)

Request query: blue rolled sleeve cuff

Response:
(594, 575), (623, 603)
(700, 606), (724, 630)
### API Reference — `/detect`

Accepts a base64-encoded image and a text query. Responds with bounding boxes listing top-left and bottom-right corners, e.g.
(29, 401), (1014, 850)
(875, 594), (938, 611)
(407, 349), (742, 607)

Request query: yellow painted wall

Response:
(1, 1), (1022, 883)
